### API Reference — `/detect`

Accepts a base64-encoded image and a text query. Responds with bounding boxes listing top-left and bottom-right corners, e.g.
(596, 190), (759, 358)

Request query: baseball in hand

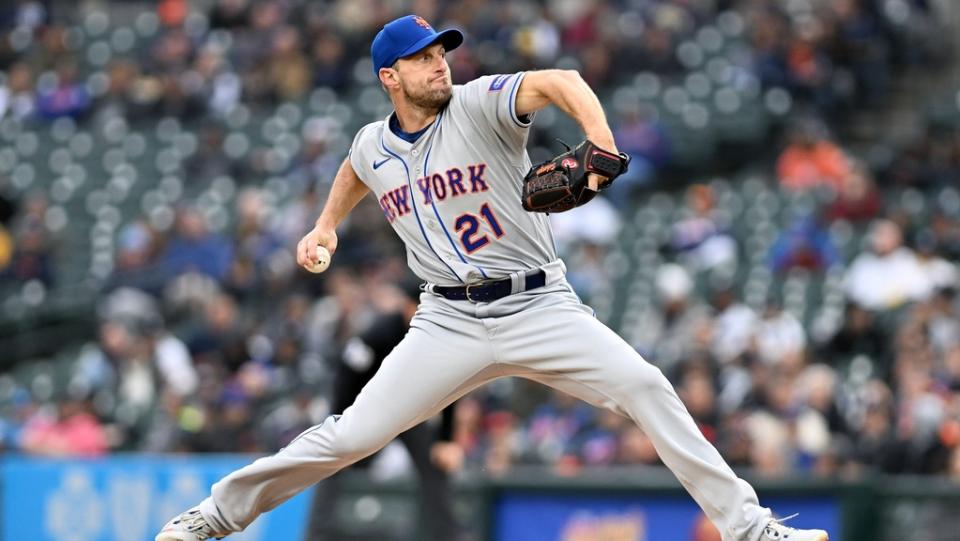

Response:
(307, 245), (331, 274)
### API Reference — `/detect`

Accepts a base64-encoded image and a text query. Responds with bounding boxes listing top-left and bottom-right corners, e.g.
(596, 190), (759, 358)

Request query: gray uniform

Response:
(355, 72), (555, 285)
(195, 73), (773, 541)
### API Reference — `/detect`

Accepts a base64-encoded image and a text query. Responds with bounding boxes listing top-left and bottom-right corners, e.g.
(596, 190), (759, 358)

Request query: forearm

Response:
(316, 158), (369, 230)
(518, 70), (616, 150)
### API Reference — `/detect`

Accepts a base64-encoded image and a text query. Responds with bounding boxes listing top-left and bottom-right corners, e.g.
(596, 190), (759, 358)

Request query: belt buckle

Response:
(464, 279), (496, 303)
(465, 281), (483, 303)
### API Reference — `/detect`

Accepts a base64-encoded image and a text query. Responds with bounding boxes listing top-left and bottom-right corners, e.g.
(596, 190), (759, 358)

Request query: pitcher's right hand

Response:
(297, 226), (338, 271)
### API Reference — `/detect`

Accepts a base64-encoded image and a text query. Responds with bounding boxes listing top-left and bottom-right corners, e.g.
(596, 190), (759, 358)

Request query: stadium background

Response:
(1, 0), (960, 540)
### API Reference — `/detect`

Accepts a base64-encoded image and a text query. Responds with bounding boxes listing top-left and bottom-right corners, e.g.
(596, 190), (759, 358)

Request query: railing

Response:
(3, 456), (959, 541)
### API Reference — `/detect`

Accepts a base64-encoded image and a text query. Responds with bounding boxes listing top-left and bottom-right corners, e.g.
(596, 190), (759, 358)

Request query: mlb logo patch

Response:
(488, 74), (511, 92)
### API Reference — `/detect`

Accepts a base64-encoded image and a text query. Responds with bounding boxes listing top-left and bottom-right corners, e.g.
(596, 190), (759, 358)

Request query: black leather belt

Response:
(434, 270), (547, 302)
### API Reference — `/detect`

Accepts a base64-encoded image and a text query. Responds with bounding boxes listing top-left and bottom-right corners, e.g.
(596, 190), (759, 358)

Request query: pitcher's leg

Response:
(500, 301), (770, 541)
(195, 316), (499, 534)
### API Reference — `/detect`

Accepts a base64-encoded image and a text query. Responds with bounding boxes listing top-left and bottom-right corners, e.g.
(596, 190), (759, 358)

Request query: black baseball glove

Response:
(521, 139), (630, 213)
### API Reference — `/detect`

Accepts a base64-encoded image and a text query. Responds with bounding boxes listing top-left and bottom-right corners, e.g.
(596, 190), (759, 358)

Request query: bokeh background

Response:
(1, 0), (960, 540)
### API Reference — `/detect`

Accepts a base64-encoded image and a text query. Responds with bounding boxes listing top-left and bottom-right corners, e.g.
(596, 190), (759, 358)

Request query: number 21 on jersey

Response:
(455, 203), (505, 253)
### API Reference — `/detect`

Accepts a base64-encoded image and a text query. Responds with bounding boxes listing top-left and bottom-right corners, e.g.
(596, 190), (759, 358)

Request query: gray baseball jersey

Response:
(349, 72), (556, 285)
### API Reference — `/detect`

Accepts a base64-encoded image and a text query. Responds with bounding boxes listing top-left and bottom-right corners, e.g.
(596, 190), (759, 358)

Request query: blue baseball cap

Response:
(371, 15), (463, 78)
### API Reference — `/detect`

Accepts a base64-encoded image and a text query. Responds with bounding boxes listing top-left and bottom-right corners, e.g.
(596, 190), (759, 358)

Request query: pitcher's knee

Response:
(624, 360), (672, 393)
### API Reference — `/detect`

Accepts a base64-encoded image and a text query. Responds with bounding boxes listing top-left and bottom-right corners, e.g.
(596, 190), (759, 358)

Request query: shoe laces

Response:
(173, 510), (214, 538)
(763, 514), (800, 540)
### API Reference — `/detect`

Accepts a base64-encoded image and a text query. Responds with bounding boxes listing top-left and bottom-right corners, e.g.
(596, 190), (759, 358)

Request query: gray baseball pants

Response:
(198, 262), (772, 541)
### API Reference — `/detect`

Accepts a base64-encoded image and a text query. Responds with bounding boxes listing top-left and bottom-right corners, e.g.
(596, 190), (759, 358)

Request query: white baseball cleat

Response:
(760, 516), (829, 541)
(155, 508), (225, 541)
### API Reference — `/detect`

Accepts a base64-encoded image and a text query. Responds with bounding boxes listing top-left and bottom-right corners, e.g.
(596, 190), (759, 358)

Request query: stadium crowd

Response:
(1, 0), (960, 485)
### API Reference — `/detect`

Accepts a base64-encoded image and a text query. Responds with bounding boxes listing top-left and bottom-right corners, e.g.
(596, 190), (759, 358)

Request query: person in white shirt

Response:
(844, 220), (933, 310)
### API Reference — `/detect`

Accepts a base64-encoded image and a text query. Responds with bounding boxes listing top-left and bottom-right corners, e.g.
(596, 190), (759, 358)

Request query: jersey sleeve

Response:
(347, 122), (378, 186)
(454, 72), (534, 151)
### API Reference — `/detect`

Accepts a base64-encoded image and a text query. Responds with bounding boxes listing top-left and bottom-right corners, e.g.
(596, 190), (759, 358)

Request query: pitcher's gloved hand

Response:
(520, 139), (630, 213)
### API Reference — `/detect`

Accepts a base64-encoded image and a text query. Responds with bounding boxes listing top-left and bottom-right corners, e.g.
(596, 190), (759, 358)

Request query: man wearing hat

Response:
(158, 14), (828, 541)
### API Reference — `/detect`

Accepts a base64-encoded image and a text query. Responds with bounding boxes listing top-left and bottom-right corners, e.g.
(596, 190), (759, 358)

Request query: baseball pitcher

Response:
(157, 14), (828, 541)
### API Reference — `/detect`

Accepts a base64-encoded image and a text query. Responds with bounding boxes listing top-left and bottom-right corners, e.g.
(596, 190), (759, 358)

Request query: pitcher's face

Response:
(393, 43), (452, 110)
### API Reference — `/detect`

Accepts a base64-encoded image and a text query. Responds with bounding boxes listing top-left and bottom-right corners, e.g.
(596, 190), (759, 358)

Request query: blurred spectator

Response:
(618, 425), (661, 466)
(267, 26), (311, 101)
(98, 288), (198, 397)
(284, 118), (341, 196)
(852, 379), (898, 472)
(794, 364), (847, 469)
(636, 264), (712, 375)
(20, 392), (108, 456)
(610, 104), (670, 194)
(709, 286), (757, 365)
(667, 184), (738, 273)
(31, 25), (73, 72)
(942, 343), (960, 392)
(927, 211), (960, 262)
(783, 24), (837, 113)
(831, 0), (889, 107)
(479, 409), (520, 477)
(185, 291), (249, 373)
(196, 43), (242, 117)
(574, 408), (625, 467)
(820, 302), (889, 368)
(844, 220), (934, 310)
(178, 363), (260, 453)
(157, 71), (208, 119)
(550, 195), (621, 302)
(776, 121), (851, 192)
(311, 33), (350, 91)
(3, 192), (54, 285)
(550, 195), (621, 253)
(927, 288), (960, 355)
(105, 221), (162, 292)
(745, 410), (793, 477)
(913, 231), (958, 292)
(260, 383), (323, 449)
(524, 390), (594, 466)
(512, 6), (561, 66)
(825, 162), (882, 223)
(227, 188), (284, 297)
(767, 214), (839, 274)
(150, 28), (193, 74)
(160, 206), (234, 282)
(95, 60), (144, 123)
(35, 61), (91, 120)
(749, 10), (791, 90)
(0, 1), (47, 31)
(0, 62), (36, 120)
(677, 362), (719, 444)
(890, 363), (950, 473)
(184, 124), (244, 186)
(70, 288), (198, 449)
(753, 298), (807, 368)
